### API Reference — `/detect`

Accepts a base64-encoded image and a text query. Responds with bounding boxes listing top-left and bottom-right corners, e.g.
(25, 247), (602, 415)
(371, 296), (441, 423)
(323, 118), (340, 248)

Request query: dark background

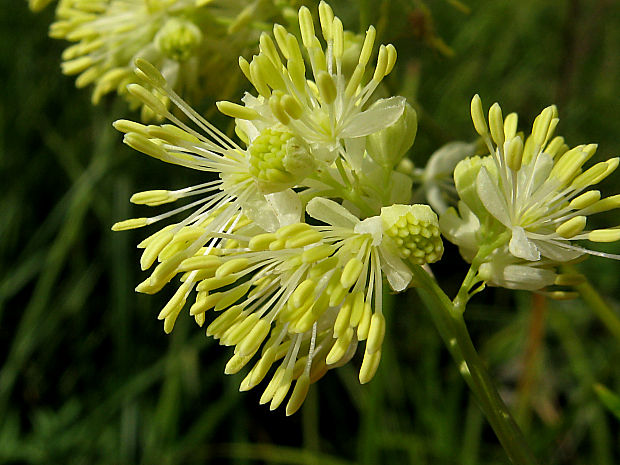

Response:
(1, 1), (619, 463)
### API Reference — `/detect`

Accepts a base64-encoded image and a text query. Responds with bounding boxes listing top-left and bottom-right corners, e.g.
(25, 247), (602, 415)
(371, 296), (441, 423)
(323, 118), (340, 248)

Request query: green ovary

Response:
(385, 213), (444, 265)
(249, 129), (298, 186)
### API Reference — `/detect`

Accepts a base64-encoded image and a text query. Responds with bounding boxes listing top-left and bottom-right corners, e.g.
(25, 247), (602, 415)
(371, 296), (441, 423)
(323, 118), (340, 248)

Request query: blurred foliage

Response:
(1, 1), (619, 464)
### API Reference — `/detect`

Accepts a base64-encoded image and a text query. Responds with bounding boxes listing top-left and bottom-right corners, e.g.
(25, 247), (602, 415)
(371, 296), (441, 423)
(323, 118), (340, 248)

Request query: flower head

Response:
(112, 59), (308, 239)
(216, 1), (406, 164)
(50, 0), (285, 119)
(441, 95), (620, 290)
(117, 194), (441, 414)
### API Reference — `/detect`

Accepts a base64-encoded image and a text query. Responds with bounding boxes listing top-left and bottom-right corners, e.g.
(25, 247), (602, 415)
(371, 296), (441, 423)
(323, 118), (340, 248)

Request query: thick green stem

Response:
(410, 265), (538, 465)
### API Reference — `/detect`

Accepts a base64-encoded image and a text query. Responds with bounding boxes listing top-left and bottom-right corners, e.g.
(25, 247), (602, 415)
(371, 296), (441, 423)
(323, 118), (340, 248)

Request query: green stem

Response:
(410, 265), (538, 465)
(309, 171), (376, 218)
(453, 231), (510, 312)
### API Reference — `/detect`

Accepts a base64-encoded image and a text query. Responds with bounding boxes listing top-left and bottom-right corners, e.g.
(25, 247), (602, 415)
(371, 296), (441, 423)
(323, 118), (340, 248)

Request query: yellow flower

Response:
(111, 2), (443, 413)
(441, 95), (620, 291)
(118, 196), (441, 414)
(216, 1), (406, 165)
(111, 61), (309, 258)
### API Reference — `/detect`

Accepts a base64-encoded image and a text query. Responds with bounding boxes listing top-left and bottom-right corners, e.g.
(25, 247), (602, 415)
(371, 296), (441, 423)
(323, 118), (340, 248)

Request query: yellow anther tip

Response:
(488, 102), (504, 146)
(556, 216), (586, 239)
(372, 45), (388, 82)
(216, 101), (260, 120)
(281, 94), (303, 120)
(506, 136), (524, 172)
(112, 217), (148, 231)
(470, 94), (488, 136)
(135, 278), (155, 294)
(366, 313), (386, 354)
(130, 190), (170, 206)
(554, 273), (586, 286)
(589, 229), (620, 243)
(316, 71), (337, 104)
(134, 58), (167, 88)
(123, 133), (168, 160)
(385, 44), (397, 75)
(359, 26), (376, 66)
(332, 17), (344, 58)
(113, 119), (146, 134)
(547, 291), (580, 301)
(298, 6), (315, 48)
(127, 84), (168, 116)
(359, 349), (382, 384)
(286, 374), (310, 416)
(318, 1), (334, 41)
(340, 258), (364, 289)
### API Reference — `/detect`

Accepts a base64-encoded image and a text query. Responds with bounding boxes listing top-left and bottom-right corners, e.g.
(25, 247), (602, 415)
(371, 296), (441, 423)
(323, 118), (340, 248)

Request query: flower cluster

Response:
(50, 0), (293, 119)
(113, 2), (443, 413)
(441, 95), (620, 292)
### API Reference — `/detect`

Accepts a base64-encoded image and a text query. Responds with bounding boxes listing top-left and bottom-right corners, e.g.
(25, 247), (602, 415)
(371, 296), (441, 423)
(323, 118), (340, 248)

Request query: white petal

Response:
(340, 97), (406, 138)
(477, 167), (511, 227)
(439, 202), (480, 263)
(354, 216), (383, 246)
(530, 153), (554, 193)
(309, 144), (339, 163)
(424, 141), (475, 181)
(425, 184), (447, 214)
(242, 197), (279, 232)
(534, 239), (584, 262)
(509, 226), (541, 261)
(439, 206), (465, 244)
(306, 198), (360, 228)
(235, 118), (260, 143)
(519, 153), (556, 206)
(440, 201), (479, 240)
(379, 245), (412, 292)
(479, 258), (557, 291)
(343, 136), (366, 172)
(501, 264), (556, 290)
(266, 189), (303, 228)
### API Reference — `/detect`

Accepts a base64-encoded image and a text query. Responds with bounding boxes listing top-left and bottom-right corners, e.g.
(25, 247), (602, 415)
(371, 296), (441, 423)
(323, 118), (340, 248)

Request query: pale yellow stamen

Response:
(589, 229), (620, 243)
(488, 103), (504, 147)
(470, 94), (488, 136)
(556, 215), (586, 239)
(112, 217), (148, 231)
(216, 101), (260, 120)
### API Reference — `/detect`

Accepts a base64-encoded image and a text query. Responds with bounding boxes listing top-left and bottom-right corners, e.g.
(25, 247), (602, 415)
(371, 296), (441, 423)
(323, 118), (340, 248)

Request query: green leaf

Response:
(594, 383), (620, 420)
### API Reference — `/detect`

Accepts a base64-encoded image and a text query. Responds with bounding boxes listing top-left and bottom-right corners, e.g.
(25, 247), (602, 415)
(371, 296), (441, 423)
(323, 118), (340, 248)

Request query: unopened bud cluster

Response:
(382, 205), (444, 265)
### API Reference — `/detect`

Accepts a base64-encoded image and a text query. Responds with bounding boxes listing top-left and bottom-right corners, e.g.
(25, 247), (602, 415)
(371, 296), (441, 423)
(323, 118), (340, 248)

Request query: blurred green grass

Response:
(1, 1), (619, 464)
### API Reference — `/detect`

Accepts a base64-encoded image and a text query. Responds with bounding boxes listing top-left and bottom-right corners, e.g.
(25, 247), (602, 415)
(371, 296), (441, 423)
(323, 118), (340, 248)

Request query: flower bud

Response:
(366, 102), (417, 168)
(155, 18), (203, 62)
